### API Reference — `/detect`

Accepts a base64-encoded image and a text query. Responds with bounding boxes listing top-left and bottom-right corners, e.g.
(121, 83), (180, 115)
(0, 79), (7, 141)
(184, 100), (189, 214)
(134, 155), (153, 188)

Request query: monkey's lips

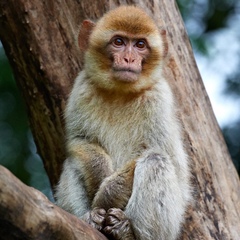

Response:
(113, 67), (141, 83)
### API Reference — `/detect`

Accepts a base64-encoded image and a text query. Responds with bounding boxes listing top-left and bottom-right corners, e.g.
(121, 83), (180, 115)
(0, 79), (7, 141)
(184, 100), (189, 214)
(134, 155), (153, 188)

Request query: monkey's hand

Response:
(103, 208), (135, 240)
(82, 207), (106, 231)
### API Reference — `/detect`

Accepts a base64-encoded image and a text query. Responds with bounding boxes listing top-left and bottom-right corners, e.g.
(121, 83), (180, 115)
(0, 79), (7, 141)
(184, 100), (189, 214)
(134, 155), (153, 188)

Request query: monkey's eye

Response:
(135, 40), (146, 49)
(113, 38), (124, 46)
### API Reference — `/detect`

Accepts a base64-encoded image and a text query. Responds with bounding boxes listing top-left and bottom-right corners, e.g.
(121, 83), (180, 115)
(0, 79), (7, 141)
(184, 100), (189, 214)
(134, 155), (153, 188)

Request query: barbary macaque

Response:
(55, 5), (191, 240)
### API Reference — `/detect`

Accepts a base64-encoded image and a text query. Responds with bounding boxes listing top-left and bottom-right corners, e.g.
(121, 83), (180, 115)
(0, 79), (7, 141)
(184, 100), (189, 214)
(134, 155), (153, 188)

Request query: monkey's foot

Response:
(82, 207), (106, 231)
(103, 208), (135, 240)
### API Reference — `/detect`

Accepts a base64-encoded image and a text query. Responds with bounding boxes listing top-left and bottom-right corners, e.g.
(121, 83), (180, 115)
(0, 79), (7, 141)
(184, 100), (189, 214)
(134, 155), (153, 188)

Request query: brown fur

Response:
(92, 159), (136, 210)
(69, 140), (113, 201)
(98, 6), (158, 36)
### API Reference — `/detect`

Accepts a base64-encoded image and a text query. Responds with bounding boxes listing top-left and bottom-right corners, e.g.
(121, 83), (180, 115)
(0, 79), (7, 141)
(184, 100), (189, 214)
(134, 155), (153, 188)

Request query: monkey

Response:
(55, 5), (191, 240)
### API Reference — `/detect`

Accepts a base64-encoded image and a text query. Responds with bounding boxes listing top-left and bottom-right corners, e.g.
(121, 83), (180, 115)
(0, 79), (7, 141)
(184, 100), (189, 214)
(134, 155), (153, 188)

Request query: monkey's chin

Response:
(113, 70), (139, 83)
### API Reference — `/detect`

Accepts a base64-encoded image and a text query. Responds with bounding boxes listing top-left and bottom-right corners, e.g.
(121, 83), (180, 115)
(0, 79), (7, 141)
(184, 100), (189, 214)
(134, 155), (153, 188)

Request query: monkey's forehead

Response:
(97, 6), (158, 35)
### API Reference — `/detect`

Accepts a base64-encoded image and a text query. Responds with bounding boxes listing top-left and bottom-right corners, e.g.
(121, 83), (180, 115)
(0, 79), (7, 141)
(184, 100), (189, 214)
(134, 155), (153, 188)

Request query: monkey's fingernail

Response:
(98, 208), (106, 215)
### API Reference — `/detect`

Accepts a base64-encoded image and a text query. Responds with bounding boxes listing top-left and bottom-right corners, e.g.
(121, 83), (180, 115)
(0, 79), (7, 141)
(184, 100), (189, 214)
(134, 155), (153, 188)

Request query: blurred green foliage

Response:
(0, 0), (239, 199)
(177, 0), (237, 52)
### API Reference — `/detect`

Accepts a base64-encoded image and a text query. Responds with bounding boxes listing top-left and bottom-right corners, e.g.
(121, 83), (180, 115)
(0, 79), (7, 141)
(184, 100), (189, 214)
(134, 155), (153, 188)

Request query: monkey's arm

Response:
(89, 160), (136, 240)
(91, 159), (136, 210)
(55, 138), (135, 234)
(68, 138), (135, 209)
(56, 138), (135, 212)
(85, 154), (136, 240)
(55, 138), (113, 217)
(67, 138), (114, 202)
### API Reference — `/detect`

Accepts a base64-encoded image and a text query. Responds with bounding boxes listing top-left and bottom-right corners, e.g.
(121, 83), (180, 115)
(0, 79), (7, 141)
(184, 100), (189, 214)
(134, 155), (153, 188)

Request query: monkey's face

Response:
(83, 6), (167, 94)
(107, 35), (150, 83)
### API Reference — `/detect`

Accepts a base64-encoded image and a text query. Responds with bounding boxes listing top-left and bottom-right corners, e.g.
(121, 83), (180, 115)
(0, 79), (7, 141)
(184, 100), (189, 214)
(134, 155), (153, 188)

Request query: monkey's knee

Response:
(138, 152), (171, 170)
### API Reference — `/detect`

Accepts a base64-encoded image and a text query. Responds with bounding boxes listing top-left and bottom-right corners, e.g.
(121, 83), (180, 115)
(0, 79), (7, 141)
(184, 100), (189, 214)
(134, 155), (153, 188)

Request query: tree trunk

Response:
(0, 0), (239, 239)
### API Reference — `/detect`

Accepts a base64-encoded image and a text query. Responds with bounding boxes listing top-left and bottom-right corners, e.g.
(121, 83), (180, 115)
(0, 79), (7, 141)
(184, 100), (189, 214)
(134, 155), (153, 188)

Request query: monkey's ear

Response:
(78, 20), (96, 51)
(160, 29), (168, 58)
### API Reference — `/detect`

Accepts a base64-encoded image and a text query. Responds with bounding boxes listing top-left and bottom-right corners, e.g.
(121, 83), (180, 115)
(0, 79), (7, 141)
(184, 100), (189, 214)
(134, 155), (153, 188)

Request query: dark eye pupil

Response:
(115, 38), (123, 45)
(137, 41), (145, 48)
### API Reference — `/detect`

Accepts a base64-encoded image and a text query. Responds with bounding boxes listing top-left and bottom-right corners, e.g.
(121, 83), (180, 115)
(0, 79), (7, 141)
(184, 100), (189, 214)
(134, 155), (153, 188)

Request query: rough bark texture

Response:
(0, 165), (107, 240)
(0, 0), (240, 239)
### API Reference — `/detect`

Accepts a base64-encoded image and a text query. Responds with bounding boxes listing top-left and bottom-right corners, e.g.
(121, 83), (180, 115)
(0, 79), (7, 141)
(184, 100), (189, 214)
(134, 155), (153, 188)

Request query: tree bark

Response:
(0, 0), (239, 239)
(0, 165), (107, 240)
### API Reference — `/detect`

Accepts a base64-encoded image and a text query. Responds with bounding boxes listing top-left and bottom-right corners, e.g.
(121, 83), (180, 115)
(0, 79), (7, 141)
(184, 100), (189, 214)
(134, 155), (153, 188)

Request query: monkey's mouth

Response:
(113, 68), (141, 83)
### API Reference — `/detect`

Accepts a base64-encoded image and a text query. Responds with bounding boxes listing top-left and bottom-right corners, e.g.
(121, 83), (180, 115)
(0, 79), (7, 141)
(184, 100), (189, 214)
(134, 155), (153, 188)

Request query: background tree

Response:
(0, 0), (240, 239)
(177, 0), (240, 175)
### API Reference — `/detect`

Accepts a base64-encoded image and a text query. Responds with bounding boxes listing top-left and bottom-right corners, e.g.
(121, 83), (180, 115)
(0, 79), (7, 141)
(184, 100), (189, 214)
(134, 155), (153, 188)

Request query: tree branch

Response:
(0, 165), (107, 240)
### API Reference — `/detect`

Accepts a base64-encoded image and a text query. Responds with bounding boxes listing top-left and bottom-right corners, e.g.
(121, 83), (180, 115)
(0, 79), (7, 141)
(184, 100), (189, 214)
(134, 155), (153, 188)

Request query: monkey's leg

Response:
(91, 159), (136, 211)
(124, 152), (186, 240)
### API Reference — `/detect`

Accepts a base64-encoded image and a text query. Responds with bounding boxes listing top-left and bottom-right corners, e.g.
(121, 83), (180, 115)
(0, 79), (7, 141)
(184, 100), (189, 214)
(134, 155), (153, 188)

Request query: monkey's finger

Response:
(103, 221), (123, 234)
(91, 211), (106, 224)
(105, 215), (119, 226)
(107, 208), (126, 220)
(103, 220), (130, 239)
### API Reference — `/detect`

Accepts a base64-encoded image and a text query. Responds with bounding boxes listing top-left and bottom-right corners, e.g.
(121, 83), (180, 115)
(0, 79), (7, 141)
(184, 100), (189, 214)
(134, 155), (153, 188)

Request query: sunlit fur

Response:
(55, 6), (191, 240)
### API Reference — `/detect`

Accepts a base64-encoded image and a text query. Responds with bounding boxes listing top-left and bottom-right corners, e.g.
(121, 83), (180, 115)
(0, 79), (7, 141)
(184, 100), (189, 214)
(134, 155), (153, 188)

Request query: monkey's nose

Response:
(124, 57), (135, 63)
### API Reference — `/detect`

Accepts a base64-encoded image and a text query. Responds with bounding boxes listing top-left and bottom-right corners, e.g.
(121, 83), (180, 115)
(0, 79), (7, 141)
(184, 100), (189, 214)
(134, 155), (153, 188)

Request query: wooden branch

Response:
(0, 165), (107, 240)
